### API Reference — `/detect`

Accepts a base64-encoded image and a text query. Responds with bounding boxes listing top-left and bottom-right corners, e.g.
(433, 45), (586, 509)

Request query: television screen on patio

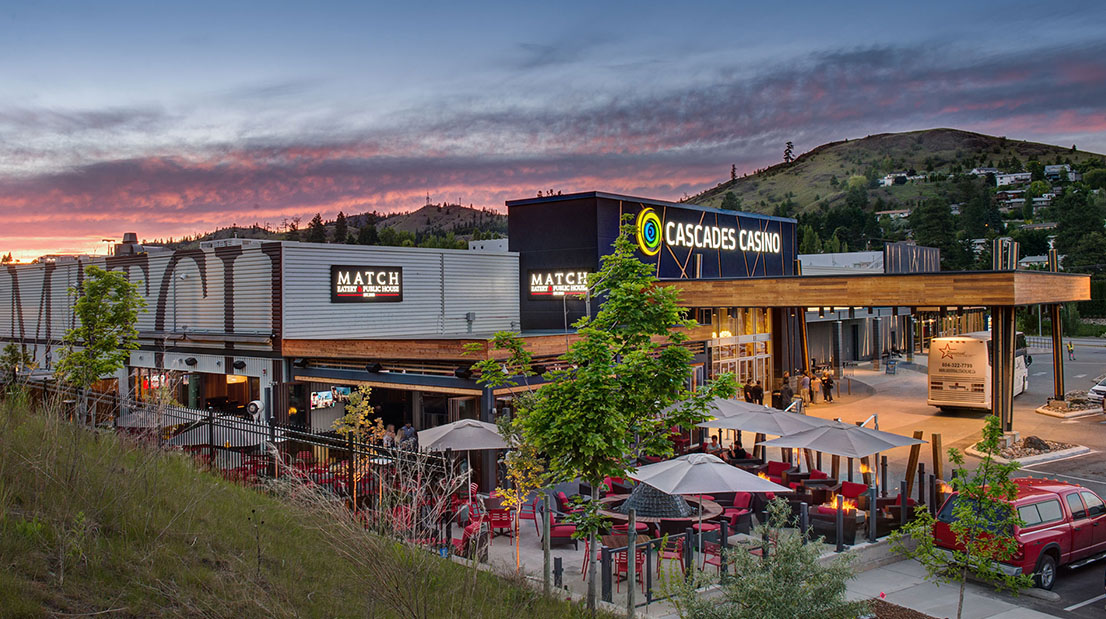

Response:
(310, 390), (334, 410)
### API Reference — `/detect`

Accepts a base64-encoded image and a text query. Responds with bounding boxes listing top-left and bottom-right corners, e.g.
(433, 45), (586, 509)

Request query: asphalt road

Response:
(801, 338), (1106, 617)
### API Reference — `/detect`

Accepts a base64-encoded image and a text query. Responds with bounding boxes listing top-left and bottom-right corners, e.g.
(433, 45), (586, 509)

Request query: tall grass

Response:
(0, 391), (594, 618)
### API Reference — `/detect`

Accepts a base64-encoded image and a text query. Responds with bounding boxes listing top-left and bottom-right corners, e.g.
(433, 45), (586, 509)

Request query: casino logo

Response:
(636, 208), (662, 256)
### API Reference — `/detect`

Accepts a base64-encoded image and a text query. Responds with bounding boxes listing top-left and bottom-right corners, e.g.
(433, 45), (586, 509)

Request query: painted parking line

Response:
(1064, 593), (1105, 611)
(1075, 374), (1087, 378)
(1033, 371), (1047, 376)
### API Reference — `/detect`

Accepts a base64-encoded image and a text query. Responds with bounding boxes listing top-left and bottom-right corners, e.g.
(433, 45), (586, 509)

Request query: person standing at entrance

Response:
(743, 381), (754, 403)
(751, 380), (764, 405)
(822, 372), (835, 403)
(801, 372), (812, 403)
(780, 380), (794, 410)
(1067, 341), (1076, 360)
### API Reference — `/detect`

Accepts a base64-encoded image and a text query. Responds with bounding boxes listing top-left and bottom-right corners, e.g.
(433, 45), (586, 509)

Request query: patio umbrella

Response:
(629, 453), (790, 555)
(417, 419), (509, 503)
(756, 420), (925, 460)
(697, 409), (832, 438)
(665, 397), (780, 419)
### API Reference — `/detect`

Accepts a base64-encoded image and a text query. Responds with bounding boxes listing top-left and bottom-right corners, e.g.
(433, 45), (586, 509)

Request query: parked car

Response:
(1087, 376), (1106, 402)
(933, 477), (1106, 590)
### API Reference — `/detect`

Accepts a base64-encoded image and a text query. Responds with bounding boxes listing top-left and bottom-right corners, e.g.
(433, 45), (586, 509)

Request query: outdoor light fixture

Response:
(292, 358), (307, 368)
(365, 361), (383, 373)
(849, 307), (856, 319)
(232, 360), (247, 370)
(184, 357), (198, 366)
(818, 308), (825, 318)
(531, 364), (547, 375)
(454, 366), (474, 380)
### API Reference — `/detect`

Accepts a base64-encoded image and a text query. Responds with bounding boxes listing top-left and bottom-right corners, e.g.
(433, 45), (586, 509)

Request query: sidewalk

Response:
(848, 559), (1056, 618)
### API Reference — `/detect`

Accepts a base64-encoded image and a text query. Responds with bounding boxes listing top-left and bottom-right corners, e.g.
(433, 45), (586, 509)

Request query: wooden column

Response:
(990, 305), (1017, 433)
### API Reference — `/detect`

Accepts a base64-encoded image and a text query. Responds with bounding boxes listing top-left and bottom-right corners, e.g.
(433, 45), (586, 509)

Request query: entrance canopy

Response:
(665, 270), (1090, 308)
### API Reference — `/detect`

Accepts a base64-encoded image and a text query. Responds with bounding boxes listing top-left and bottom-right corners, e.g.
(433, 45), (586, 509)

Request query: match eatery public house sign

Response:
(528, 269), (591, 299)
(330, 266), (403, 303)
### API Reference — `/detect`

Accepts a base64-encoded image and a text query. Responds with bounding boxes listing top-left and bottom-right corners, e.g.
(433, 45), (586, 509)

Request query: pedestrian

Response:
(743, 381), (753, 403)
(751, 380), (764, 405)
(780, 379), (794, 410)
(801, 372), (813, 403)
(400, 422), (417, 448)
(1067, 341), (1076, 361)
(822, 372), (835, 403)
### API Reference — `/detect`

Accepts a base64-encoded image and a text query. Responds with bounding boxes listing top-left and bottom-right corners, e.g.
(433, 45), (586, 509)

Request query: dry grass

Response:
(0, 390), (594, 618)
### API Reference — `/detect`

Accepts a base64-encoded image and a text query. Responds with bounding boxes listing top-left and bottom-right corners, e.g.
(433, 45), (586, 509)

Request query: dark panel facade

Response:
(508, 192), (797, 330)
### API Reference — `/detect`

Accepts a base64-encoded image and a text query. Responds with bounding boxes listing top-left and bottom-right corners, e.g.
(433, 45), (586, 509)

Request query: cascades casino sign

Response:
(635, 207), (781, 256)
(331, 266), (403, 303)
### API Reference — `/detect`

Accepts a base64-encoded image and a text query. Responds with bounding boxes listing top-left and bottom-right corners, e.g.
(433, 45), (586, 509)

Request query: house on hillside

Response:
(1044, 164), (1081, 182)
(878, 172), (908, 187)
(970, 167), (998, 176)
(995, 172), (1032, 187)
(875, 209), (911, 220)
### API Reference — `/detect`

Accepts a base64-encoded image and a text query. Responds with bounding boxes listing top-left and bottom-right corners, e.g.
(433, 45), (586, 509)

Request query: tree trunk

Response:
(586, 484), (599, 611)
(957, 566), (966, 619)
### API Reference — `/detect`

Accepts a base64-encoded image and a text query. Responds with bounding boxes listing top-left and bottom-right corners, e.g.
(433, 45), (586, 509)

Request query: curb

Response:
(1022, 587), (1062, 602)
(964, 444), (1092, 465)
(1034, 405), (1102, 419)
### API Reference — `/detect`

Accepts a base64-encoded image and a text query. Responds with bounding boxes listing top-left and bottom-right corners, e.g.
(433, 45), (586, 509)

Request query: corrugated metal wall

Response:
(281, 243), (520, 339)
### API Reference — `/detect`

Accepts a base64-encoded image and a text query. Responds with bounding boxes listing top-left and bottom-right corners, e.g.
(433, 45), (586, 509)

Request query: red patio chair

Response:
(657, 538), (684, 577)
(615, 547), (647, 593)
(486, 508), (513, 537)
(701, 541), (724, 573)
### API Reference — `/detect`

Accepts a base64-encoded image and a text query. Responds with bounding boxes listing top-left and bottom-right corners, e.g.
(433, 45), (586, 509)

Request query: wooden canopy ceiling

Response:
(664, 271), (1090, 308)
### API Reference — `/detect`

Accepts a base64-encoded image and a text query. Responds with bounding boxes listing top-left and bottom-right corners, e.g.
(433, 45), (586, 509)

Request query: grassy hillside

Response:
(377, 204), (505, 235)
(0, 393), (591, 618)
(690, 128), (1106, 215)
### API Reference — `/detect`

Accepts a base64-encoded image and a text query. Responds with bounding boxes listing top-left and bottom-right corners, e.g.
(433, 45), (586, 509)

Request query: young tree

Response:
(891, 415), (1032, 619)
(332, 385), (385, 507)
(0, 342), (36, 385)
(481, 217), (736, 608)
(784, 141), (794, 164)
(720, 191), (741, 211)
(730, 163), (737, 182)
(284, 216), (302, 242)
(357, 223), (379, 245)
(672, 499), (868, 619)
(305, 213), (327, 244)
(333, 211), (348, 243)
(56, 266), (146, 425)
(1, 252), (12, 263)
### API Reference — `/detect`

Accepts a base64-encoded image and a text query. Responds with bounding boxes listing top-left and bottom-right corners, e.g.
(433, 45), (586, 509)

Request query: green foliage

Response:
(331, 385), (383, 442)
(910, 199), (971, 270)
(1084, 168), (1106, 190)
(846, 175), (867, 191)
(798, 224), (821, 254)
(357, 222), (379, 245)
(332, 211), (348, 243)
(672, 499), (868, 619)
(0, 343), (36, 382)
(891, 416), (1032, 619)
(305, 213), (327, 243)
(719, 191), (741, 211)
(55, 266), (145, 391)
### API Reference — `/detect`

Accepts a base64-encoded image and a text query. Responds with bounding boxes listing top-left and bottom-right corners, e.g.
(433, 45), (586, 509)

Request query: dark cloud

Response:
(3, 38), (1106, 253)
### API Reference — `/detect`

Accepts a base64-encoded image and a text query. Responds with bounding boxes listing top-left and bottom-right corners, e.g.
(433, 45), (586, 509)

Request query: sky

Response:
(3, 0), (1106, 259)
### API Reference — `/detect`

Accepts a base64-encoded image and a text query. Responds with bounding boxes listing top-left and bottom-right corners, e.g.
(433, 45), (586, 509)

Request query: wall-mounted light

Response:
(531, 364), (547, 375)
(232, 360), (247, 370)
(184, 357), (198, 366)
(292, 358), (307, 368)
(454, 366), (473, 380)
(818, 308), (825, 318)
(365, 361), (383, 373)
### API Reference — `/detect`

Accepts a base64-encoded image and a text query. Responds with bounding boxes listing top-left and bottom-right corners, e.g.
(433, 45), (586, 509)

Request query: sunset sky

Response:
(3, 1), (1106, 259)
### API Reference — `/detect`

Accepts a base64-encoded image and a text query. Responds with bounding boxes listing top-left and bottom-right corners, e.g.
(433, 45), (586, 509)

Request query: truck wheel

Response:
(1034, 553), (1057, 590)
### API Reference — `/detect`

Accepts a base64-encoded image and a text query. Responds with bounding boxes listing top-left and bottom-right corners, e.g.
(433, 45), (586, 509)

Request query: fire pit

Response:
(597, 484), (723, 536)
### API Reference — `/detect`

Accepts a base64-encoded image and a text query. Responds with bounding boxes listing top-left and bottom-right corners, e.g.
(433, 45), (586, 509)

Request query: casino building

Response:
(0, 190), (1091, 488)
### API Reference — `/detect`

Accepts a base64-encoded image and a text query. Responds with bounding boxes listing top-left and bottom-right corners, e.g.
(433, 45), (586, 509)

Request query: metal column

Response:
(1048, 249), (1065, 400)
(480, 386), (497, 492)
(795, 260), (811, 375)
(871, 316), (882, 371)
(905, 314), (915, 363)
(832, 319), (843, 378)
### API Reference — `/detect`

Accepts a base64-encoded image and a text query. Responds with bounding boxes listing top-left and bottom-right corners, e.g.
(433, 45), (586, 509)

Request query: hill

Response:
(0, 395), (591, 618)
(153, 202), (506, 250)
(688, 128), (1106, 215)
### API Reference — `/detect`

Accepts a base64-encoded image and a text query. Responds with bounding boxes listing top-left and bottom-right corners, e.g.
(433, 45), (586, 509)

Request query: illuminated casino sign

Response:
(528, 269), (591, 299)
(331, 266), (403, 303)
(635, 207), (781, 255)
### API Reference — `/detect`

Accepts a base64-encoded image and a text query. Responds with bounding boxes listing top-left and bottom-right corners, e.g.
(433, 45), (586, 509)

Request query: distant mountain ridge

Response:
(687, 128), (1106, 216)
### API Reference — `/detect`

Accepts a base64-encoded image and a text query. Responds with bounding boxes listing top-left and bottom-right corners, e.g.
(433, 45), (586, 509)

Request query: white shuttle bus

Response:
(927, 331), (1030, 411)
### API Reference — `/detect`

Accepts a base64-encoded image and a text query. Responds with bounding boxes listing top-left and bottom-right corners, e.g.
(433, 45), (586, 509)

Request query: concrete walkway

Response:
(848, 559), (1057, 618)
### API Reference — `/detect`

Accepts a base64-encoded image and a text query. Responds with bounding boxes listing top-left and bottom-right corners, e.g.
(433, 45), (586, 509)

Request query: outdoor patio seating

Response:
(784, 468), (829, 490)
(656, 537), (684, 576)
(485, 507), (513, 537)
(755, 460), (797, 484)
(829, 480), (871, 509)
(451, 520), (489, 561)
(535, 504), (578, 549)
(614, 547), (647, 593)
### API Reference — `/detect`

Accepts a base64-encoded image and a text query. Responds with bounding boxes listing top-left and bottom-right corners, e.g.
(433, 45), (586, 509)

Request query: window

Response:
(1018, 504), (1042, 527)
(1065, 494), (1087, 519)
(1036, 500), (1063, 524)
(1081, 492), (1106, 518)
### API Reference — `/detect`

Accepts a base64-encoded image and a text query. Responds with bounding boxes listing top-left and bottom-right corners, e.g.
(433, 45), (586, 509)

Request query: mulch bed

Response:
(867, 598), (936, 618)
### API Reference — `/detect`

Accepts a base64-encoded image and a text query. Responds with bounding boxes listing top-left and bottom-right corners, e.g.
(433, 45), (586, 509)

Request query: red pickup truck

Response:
(933, 477), (1106, 590)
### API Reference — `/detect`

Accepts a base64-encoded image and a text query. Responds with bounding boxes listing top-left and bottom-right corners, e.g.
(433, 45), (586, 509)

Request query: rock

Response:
(1023, 436), (1050, 452)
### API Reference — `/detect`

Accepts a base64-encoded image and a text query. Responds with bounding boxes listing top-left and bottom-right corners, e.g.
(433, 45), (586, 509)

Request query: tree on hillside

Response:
(798, 225), (821, 254)
(720, 191), (740, 211)
(56, 266), (146, 426)
(1027, 160), (1045, 182)
(472, 217), (736, 609)
(306, 213), (327, 244)
(784, 141), (794, 164)
(1, 252), (12, 263)
(892, 415), (1032, 619)
(333, 211), (348, 244)
(284, 217), (301, 242)
(731, 164), (737, 181)
(357, 223), (379, 245)
(910, 199), (970, 270)
(1084, 168), (1106, 190)
(1052, 188), (1104, 257)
